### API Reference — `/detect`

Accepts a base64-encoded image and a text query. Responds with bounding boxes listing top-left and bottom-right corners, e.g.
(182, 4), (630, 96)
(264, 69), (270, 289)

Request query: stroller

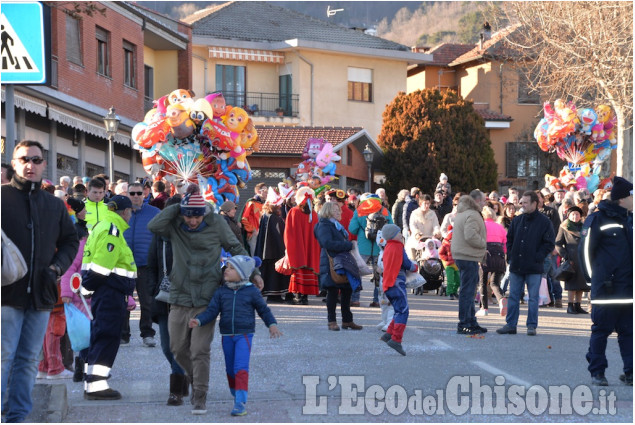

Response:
(414, 257), (445, 295)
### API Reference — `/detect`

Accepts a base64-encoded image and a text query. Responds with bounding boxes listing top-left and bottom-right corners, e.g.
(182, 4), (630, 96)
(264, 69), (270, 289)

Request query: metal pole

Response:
(108, 135), (114, 181)
(5, 85), (16, 158)
(366, 163), (371, 193)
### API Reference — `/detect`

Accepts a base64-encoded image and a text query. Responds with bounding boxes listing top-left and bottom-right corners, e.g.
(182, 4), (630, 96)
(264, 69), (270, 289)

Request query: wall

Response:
(154, 51), (180, 94)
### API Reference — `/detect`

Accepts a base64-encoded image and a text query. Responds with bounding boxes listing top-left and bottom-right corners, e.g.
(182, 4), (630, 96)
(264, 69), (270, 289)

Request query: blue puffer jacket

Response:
(314, 218), (354, 289)
(195, 283), (277, 335)
(124, 203), (160, 267)
(348, 208), (393, 257)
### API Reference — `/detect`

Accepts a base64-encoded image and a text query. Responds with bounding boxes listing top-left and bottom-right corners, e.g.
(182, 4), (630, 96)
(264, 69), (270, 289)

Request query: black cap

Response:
(66, 197), (85, 214)
(611, 177), (633, 201)
(107, 195), (132, 211)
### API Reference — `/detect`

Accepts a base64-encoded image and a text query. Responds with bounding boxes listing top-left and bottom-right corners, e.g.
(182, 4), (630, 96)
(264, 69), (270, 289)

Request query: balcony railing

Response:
(220, 91), (299, 117)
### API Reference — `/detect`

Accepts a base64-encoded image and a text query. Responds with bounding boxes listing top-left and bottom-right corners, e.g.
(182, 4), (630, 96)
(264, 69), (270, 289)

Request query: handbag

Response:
(351, 241), (373, 275)
(553, 259), (575, 281)
(405, 270), (426, 289)
(64, 303), (90, 352)
(155, 241), (171, 303)
(275, 252), (292, 275)
(328, 255), (349, 284)
(1, 229), (28, 286)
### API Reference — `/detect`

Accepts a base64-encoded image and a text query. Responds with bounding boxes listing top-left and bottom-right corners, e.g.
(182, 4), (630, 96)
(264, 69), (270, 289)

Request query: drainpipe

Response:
(193, 54), (208, 94)
(499, 63), (504, 114)
(298, 54), (314, 126)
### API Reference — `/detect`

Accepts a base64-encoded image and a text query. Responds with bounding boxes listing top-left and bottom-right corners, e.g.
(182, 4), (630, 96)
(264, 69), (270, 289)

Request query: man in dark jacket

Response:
(579, 176), (633, 387)
(1, 140), (79, 422)
(497, 191), (555, 336)
(122, 182), (160, 346)
(401, 187), (421, 239)
(536, 190), (563, 308)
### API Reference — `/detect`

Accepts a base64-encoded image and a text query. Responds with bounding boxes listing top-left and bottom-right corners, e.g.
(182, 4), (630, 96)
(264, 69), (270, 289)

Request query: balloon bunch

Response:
(132, 89), (259, 204)
(534, 100), (617, 172)
(294, 138), (340, 190)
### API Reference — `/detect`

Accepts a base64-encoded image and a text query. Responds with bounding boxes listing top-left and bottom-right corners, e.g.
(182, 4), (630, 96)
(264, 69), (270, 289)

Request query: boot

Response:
(555, 299), (563, 308)
(167, 374), (185, 406)
(73, 356), (84, 383)
(328, 322), (340, 331)
(342, 322), (363, 330)
(574, 303), (588, 314)
(301, 294), (309, 305)
(567, 303), (578, 314)
(292, 293), (302, 305)
(182, 374), (190, 397)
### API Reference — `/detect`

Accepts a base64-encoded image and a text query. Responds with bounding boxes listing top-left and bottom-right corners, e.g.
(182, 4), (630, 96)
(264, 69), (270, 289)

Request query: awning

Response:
(208, 46), (285, 63)
(1, 89), (47, 117)
(47, 104), (130, 146)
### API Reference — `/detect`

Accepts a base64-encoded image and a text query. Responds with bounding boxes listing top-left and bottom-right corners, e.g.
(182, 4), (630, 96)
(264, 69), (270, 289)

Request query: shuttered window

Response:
(96, 26), (110, 77)
(123, 40), (136, 88)
(348, 67), (372, 102)
(66, 15), (82, 65)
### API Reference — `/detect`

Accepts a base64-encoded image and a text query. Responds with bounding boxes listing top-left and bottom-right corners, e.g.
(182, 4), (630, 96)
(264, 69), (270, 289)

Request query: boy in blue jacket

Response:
(189, 255), (282, 416)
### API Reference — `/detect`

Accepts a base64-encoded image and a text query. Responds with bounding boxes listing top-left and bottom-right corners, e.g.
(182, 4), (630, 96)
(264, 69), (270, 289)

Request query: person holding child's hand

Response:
(188, 255), (281, 417)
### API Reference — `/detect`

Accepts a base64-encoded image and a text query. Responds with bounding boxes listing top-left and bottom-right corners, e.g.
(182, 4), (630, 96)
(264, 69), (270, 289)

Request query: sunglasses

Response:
(129, 191), (143, 196)
(15, 156), (44, 165)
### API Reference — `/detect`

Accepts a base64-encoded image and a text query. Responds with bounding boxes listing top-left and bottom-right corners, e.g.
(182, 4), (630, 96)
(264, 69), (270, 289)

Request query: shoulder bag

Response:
(328, 255), (349, 284)
(1, 229), (28, 286)
(553, 259), (575, 281)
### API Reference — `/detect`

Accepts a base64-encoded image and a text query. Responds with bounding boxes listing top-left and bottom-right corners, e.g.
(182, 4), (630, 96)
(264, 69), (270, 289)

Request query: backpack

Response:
(365, 211), (387, 241)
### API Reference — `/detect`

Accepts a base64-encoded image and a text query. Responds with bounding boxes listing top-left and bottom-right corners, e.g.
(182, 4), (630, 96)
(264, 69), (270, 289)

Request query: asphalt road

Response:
(44, 280), (632, 423)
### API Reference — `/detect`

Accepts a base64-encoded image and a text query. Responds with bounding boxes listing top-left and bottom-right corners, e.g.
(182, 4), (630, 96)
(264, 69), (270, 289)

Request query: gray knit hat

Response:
(381, 224), (401, 241)
(226, 255), (262, 281)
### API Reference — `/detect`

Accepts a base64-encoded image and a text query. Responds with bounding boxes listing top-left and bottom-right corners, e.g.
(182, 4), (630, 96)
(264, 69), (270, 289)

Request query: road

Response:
(38, 280), (633, 422)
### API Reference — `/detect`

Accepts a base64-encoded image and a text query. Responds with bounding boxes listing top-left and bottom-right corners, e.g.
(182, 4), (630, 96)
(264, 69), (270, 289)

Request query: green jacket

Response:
(147, 203), (250, 307)
(84, 198), (109, 231)
(81, 210), (137, 295)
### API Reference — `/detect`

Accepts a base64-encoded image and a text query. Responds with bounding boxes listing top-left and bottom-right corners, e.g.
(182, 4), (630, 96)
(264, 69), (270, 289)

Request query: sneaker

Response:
(496, 325), (517, 335)
(47, 369), (74, 380)
(457, 326), (477, 335)
(191, 390), (207, 415)
(36, 371), (47, 379)
(84, 388), (122, 400)
(376, 321), (386, 330)
(369, 302), (380, 308)
(527, 327), (537, 336)
(231, 401), (247, 416)
(386, 339), (406, 356)
(591, 374), (608, 386)
(619, 373), (633, 386)
(449, 294), (455, 300)
(142, 337), (157, 347)
(471, 325), (487, 334)
(475, 309), (488, 317)
(380, 332), (392, 342)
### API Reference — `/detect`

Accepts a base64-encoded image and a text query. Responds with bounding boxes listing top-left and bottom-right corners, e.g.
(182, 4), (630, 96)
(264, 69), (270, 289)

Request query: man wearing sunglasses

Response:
(122, 182), (160, 347)
(1, 140), (79, 422)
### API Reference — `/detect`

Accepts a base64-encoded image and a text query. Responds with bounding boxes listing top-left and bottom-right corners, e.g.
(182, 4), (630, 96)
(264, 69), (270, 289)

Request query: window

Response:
(348, 67), (372, 102)
(279, 74), (292, 116)
(96, 26), (110, 77)
(57, 153), (78, 176)
(506, 142), (562, 178)
(66, 15), (82, 65)
(346, 147), (353, 166)
(123, 41), (136, 88)
(144, 65), (154, 110)
(85, 162), (105, 177)
(215, 65), (245, 107)
(517, 71), (540, 104)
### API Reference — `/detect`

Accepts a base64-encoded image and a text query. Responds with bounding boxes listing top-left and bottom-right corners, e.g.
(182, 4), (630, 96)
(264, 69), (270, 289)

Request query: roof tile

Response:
(254, 126), (363, 155)
(448, 24), (520, 67)
(476, 109), (513, 122)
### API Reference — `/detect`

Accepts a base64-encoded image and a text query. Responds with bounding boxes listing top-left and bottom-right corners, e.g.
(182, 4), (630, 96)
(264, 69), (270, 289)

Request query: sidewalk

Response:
(31, 281), (633, 422)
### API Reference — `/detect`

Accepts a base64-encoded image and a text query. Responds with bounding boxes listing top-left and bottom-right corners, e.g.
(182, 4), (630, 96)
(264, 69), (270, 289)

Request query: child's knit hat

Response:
(440, 173), (448, 182)
(381, 223), (400, 241)
(226, 255), (262, 281)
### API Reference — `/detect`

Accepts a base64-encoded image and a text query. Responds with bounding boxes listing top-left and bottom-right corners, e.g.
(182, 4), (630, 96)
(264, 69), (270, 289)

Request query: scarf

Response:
(566, 219), (582, 233)
(329, 218), (348, 238)
(225, 280), (252, 291)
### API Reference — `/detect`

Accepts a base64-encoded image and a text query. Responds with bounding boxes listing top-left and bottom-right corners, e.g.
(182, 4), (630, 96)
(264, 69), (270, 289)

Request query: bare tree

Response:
(492, 1), (633, 179)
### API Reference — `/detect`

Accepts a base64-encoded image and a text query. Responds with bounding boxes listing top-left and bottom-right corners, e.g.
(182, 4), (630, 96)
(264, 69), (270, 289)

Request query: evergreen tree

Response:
(377, 89), (498, 200)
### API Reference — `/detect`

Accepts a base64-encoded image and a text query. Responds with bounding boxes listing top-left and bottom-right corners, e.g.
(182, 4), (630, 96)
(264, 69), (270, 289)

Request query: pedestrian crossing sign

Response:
(1, 2), (48, 84)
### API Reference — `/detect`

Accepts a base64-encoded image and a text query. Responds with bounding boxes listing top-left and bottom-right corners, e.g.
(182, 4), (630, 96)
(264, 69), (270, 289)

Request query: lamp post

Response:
(363, 144), (374, 193)
(103, 107), (120, 182)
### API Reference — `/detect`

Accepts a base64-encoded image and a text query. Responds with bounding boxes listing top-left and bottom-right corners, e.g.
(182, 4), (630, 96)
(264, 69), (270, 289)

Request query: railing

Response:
(220, 91), (299, 117)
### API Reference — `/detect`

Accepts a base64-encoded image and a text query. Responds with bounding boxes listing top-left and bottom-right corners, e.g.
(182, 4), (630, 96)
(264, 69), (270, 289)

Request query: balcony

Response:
(221, 91), (299, 118)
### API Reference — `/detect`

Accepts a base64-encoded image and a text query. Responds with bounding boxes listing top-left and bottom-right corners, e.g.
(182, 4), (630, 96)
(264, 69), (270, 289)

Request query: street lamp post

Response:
(103, 107), (120, 182)
(363, 144), (374, 193)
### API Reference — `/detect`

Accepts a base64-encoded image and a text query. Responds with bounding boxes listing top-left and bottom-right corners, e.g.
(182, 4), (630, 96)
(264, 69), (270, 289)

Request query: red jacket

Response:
(439, 230), (455, 267)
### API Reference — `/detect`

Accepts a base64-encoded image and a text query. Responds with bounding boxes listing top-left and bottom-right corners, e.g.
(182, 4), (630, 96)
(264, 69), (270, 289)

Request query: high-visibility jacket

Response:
(81, 210), (136, 295)
(84, 198), (109, 231)
(579, 200), (633, 305)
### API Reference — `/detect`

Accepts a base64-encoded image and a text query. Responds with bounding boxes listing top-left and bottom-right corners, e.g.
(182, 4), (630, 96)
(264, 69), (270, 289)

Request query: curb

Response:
(46, 383), (68, 423)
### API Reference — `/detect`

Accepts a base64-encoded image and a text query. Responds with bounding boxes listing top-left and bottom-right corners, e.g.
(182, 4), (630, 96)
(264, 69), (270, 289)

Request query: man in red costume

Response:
(240, 183), (267, 255)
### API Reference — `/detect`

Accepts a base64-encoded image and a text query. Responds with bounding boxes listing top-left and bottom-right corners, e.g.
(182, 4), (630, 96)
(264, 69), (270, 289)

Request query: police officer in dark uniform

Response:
(579, 176), (633, 386)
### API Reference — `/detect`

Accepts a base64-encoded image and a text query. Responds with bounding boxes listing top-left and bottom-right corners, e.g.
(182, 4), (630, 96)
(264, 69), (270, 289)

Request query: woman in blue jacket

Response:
(314, 202), (363, 331)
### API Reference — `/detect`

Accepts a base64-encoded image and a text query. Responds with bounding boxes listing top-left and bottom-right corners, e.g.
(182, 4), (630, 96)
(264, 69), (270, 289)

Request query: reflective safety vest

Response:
(84, 199), (109, 231)
(82, 210), (137, 293)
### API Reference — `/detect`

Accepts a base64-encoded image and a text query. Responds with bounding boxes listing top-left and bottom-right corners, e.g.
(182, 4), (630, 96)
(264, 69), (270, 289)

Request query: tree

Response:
(377, 89), (498, 200)
(492, 1), (633, 180)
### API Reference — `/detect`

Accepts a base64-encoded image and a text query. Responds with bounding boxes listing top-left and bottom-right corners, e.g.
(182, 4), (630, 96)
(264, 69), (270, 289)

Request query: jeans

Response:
(549, 254), (563, 301)
(157, 315), (184, 375)
(122, 266), (155, 339)
(1, 306), (51, 422)
(352, 254), (378, 303)
(506, 272), (541, 329)
(456, 260), (480, 329)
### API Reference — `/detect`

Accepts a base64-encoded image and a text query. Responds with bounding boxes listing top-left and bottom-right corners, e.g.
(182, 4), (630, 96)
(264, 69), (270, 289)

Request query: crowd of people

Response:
(1, 144), (632, 421)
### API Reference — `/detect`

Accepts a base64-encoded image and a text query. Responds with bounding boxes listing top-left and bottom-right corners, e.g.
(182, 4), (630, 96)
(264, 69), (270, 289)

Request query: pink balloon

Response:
(575, 175), (587, 190)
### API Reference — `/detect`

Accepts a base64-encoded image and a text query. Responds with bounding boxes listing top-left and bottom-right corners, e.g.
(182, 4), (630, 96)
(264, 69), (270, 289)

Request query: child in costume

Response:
(378, 224), (418, 356)
(189, 255), (282, 416)
(375, 230), (394, 332)
(439, 225), (460, 300)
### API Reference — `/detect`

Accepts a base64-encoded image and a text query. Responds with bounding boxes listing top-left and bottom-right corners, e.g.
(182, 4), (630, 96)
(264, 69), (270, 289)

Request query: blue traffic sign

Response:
(1, 2), (48, 84)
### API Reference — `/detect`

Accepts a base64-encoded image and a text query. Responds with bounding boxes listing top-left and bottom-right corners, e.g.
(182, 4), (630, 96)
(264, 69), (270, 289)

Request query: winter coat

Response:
(147, 235), (173, 321)
(149, 192), (169, 210)
(484, 219), (507, 252)
(506, 209), (555, 275)
(540, 205), (561, 235)
(195, 283), (277, 335)
(402, 196), (418, 235)
(451, 196), (486, 263)
(555, 220), (588, 291)
(1, 176), (79, 310)
(382, 239), (416, 292)
(147, 203), (250, 308)
(438, 232), (455, 267)
(391, 200), (406, 230)
(409, 208), (440, 240)
(314, 218), (354, 289)
(221, 213), (242, 241)
(579, 200), (633, 303)
(84, 198), (108, 231)
(124, 203), (160, 267)
(254, 212), (285, 261)
(348, 208), (393, 257)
